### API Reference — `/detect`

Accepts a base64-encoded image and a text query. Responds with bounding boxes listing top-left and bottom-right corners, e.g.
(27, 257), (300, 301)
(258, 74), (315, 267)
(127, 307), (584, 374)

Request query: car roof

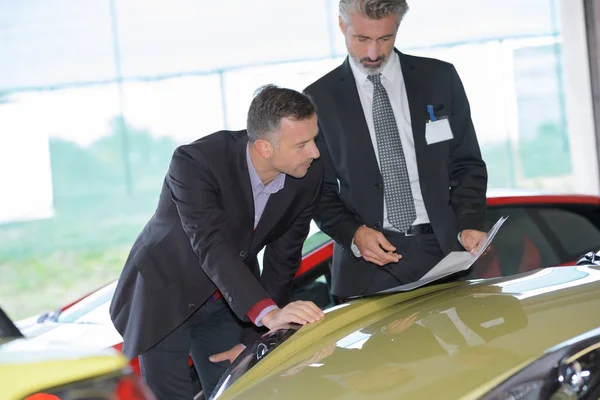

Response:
(221, 265), (600, 399)
(486, 189), (600, 206)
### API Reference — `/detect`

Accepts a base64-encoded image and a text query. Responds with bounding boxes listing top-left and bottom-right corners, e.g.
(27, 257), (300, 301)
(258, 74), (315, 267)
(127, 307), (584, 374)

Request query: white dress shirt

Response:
(349, 53), (430, 230)
(348, 54), (469, 256)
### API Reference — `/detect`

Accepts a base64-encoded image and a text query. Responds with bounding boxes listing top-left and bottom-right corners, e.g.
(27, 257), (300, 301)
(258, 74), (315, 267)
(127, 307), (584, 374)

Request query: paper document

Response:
(374, 216), (508, 295)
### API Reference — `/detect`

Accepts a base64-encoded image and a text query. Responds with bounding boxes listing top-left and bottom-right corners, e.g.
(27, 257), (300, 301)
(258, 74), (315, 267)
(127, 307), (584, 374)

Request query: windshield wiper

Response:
(37, 309), (61, 323)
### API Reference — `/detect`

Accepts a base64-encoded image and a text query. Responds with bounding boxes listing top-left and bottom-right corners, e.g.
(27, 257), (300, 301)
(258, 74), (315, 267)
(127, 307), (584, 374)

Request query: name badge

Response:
(425, 104), (453, 145)
(426, 119), (453, 145)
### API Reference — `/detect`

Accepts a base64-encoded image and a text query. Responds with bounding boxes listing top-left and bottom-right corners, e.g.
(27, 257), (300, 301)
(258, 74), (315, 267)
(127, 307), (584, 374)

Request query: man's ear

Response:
(339, 15), (346, 33)
(253, 139), (273, 159)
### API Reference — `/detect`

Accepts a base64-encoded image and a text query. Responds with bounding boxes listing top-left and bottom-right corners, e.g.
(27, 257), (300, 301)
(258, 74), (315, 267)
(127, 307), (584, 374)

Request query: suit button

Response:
(227, 296), (233, 303)
(188, 303), (195, 310)
(374, 222), (382, 229)
(374, 183), (383, 189)
(239, 250), (246, 258)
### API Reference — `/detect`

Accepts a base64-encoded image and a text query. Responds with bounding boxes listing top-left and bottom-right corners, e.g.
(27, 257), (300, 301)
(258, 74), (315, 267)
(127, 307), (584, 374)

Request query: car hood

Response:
(0, 336), (121, 364)
(220, 265), (600, 399)
(0, 337), (127, 399)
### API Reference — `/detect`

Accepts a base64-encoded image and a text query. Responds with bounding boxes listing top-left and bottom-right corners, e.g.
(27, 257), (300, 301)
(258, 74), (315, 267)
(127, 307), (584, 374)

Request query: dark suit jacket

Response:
(109, 130), (323, 359)
(304, 49), (487, 296)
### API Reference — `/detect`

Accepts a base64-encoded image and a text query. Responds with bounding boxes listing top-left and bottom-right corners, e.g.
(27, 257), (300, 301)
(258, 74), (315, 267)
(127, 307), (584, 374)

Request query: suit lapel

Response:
(334, 58), (383, 181)
(229, 135), (255, 234)
(325, 58), (384, 223)
(398, 50), (434, 183)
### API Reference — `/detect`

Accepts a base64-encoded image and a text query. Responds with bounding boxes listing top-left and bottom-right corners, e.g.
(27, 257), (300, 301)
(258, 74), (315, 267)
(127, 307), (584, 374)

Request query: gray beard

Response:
(351, 54), (390, 75)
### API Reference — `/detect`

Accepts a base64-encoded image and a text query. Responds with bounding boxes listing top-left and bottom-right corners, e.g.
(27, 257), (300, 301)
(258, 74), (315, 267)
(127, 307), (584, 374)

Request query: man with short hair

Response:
(110, 84), (325, 399)
(304, 0), (488, 298)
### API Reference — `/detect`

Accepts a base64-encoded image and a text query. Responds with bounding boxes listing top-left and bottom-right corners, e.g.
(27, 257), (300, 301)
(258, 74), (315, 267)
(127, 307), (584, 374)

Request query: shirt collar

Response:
(246, 144), (286, 194)
(349, 50), (400, 87)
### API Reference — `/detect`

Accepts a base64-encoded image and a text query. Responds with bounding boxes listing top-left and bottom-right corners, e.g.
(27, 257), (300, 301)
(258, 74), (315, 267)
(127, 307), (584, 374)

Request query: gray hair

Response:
(339, 0), (409, 27)
(246, 84), (316, 144)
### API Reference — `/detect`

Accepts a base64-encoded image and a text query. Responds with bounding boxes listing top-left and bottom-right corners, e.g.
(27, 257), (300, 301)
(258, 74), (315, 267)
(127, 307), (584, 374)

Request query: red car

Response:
(15, 192), (600, 399)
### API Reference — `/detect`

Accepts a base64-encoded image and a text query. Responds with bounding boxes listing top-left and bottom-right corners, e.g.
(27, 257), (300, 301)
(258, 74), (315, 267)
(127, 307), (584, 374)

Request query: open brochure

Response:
(373, 216), (508, 295)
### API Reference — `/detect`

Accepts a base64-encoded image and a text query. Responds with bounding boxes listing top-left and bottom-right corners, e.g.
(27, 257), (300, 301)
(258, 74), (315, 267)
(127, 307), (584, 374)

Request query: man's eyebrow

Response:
(296, 133), (319, 145)
(353, 34), (394, 40)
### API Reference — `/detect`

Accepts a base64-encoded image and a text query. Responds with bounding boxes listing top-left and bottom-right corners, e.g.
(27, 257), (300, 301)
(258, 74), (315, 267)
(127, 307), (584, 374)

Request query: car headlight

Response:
(210, 325), (300, 399)
(23, 369), (155, 400)
(482, 328), (600, 400)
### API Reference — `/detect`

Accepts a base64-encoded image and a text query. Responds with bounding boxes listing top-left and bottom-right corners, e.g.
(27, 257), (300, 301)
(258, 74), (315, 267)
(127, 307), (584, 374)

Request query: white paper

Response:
(425, 118), (453, 145)
(474, 216), (507, 258)
(372, 216), (508, 295)
(419, 251), (475, 281)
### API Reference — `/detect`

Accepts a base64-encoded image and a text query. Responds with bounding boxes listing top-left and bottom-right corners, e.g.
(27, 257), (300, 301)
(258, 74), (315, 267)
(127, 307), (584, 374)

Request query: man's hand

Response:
(260, 300), (324, 330)
(382, 312), (419, 335)
(282, 343), (337, 376)
(209, 343), (244, 364)
(354, 226), (401, 266)
(460, 229), (487, 255)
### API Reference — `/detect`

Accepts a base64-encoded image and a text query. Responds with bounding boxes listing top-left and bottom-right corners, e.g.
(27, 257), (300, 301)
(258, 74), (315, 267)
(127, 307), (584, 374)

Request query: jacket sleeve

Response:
(241, 166), (324, 345)
(311, 125), (363, 250)
(448, 65), (488, 232)
(260, 166), (324, 306)
(167, 144), (271, 321)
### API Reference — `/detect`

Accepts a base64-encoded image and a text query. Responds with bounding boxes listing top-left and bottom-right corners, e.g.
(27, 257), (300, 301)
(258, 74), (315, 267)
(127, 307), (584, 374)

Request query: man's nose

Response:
(310, 142), (320, 159)
(367, 43), (381, 61)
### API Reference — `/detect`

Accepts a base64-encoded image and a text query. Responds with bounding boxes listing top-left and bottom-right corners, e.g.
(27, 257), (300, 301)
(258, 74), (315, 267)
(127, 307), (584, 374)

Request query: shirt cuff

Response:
(350, 238), (362, 258)
(457, 231), (465, 249)
(247, 298), (278, 326)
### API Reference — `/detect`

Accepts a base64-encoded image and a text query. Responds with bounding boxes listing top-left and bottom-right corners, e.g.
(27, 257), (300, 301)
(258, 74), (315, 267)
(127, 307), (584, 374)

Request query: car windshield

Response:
(301, 221), (331, 254)
(56, 282), (116, 324)
(0, 306), (22, 340)
(256, 221), (331, 274)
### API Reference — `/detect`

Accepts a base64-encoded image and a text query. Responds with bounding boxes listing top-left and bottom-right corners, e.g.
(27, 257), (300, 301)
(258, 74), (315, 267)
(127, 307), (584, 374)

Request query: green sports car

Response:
(212, 261), (600, 399)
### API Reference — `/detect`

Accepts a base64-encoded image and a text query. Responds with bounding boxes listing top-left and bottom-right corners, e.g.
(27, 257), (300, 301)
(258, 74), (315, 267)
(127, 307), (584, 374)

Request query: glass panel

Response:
(223, 59), (344, 130)
(473, 207), (560, 278)
(0, 85), (130, 320)
(396, 0), (556, 49)
(57, 282), (116, 324)
(291, 274), (334, 310)
(514, 44), (571, 180)
(538, 207), (600, 258)
(0, 0), (589, 325)
(0, 1), (115, 89)
(121, 75), (225, 192)
(116, 0), (332, 77)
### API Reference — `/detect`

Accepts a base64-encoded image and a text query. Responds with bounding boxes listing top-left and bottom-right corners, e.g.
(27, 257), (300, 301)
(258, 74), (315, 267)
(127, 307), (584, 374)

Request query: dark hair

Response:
(246, 84), (316, 143)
